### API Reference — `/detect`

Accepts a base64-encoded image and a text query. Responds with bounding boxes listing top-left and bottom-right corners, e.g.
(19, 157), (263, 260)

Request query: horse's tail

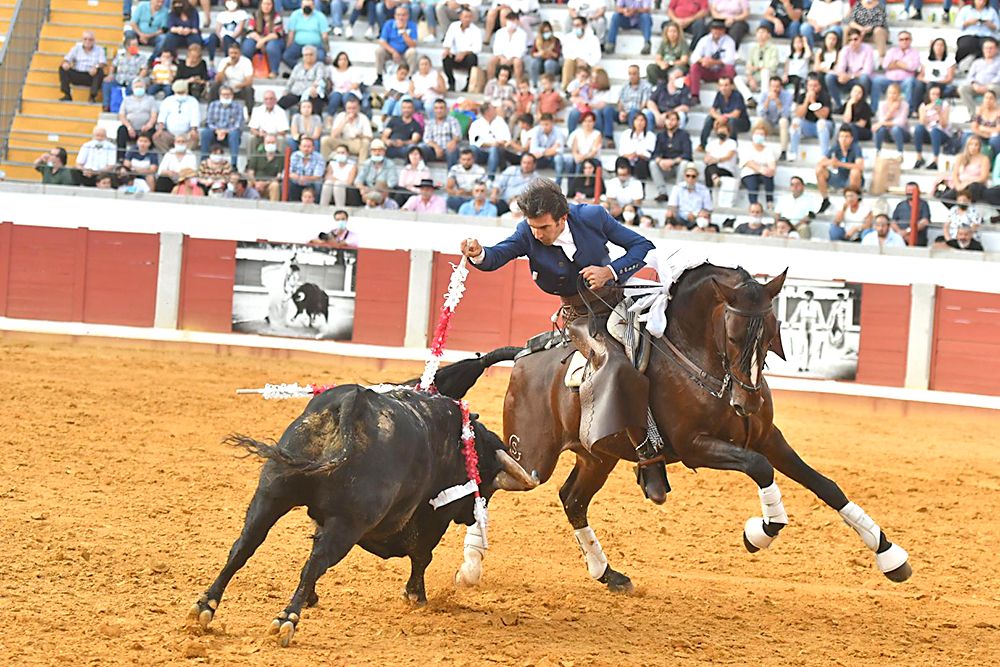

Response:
(225, 387), (365, 476)
(421, 346), (521, 399)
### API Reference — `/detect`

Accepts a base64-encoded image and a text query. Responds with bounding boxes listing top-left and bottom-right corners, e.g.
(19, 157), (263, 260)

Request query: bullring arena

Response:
(4, 333), (1000, 666)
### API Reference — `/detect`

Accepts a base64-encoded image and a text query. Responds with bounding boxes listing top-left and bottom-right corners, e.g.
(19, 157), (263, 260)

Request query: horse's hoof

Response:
(884, 560), (912, 583)
(742, 533), (760, 553)
(743, 517), (774, 552)
(876, 543), (911, 582)
(454, 562), (482, 588)
(598, 567), (635, 595)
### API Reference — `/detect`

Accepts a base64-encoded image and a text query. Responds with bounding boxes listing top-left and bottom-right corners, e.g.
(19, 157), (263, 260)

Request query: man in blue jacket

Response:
(460, 179), (669, 503)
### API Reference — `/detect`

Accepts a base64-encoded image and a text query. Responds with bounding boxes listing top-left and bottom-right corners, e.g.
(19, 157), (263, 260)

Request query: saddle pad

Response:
(564, 351), (588, 388)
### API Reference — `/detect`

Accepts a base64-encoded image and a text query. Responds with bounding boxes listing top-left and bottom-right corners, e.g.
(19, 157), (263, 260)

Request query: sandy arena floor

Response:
(2, 336), (1000, 666)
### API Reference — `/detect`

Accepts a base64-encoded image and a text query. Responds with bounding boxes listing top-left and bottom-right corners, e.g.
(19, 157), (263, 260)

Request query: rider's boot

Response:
(634, 436), (670, 505)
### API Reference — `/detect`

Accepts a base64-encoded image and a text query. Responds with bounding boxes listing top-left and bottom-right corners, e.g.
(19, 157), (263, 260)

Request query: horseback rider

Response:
(460, 178), (671, 504)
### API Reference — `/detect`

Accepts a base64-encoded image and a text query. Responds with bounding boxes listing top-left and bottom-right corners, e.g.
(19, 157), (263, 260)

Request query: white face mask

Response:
(220, 97), (233, 106)
(225, 0), (238, 9)
(133, 87), (146, 97)
(211, 154), (227, 163)
(264, 143), (277, 153)
(175, 144), (188, 153)
(622, 210), (636, 222)
(335, 154), (348, 163)
(371, 154), (385, 163)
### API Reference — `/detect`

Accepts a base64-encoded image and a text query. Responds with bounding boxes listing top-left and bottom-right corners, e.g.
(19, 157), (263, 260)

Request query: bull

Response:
(188, 380), (537, 647)
(291, 282), (329, 326)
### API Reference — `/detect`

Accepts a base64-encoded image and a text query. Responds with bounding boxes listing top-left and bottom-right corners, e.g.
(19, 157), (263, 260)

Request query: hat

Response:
(172, 79), (189, 94)
(370, 139), (386, 150)
(709, 18), (727, 30)
(178, 167), (197, 180)
(417, 178), (436, 189)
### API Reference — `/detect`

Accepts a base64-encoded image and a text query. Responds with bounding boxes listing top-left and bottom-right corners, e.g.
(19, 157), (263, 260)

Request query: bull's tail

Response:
(411, 346), (521, 400)
(225, 386), (364, 476)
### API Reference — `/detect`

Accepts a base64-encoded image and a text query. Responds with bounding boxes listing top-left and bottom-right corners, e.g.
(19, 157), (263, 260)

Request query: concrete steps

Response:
(12, 113), (99, 135)
(48, 9), (122, 28)
(42, 22), (123, 41)
(51, 0), (122, 12)
(0, 163), (43, 181)
(21, 98), (102, 117)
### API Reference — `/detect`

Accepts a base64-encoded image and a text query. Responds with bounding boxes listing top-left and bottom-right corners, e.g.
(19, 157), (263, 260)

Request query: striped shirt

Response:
(288, 150), (326, 181)
(423, 115), (462, 147)
(204, 100), (245, 131)
(618, 80), (653, 113)
(65, 43), (107, 73)
(112, 50), (147, 85)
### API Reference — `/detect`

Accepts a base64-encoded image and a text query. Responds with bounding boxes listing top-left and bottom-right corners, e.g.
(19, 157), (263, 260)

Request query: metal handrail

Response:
(0, 0), (50, 161)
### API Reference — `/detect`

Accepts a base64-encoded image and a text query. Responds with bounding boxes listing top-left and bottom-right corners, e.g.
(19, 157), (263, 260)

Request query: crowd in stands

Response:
(37, 0), (1000, 250)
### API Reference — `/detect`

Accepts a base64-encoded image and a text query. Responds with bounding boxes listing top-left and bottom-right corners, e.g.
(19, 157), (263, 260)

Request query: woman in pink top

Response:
(912, 84), (952, 171)
(709, 0), (749, 46)
(937, 134), (991, 204)
(872, 83), (909, 154)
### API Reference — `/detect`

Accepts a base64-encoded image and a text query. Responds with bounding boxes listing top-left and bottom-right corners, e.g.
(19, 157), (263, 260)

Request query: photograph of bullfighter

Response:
(231, 242), (357, 340)
(189, 383), (538, 647)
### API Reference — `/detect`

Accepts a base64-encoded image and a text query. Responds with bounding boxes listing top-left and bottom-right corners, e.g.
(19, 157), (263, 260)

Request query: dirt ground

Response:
(2, 336), (1000, 666)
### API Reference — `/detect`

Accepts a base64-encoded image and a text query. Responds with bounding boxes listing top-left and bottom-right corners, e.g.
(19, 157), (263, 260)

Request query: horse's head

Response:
(711, 270), (787, 418)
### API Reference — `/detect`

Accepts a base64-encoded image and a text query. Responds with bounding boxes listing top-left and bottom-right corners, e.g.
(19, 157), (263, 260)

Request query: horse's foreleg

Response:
(761, 426), (912, 583)
(560, 453), (633, 594)
(683, 434), (789, 551)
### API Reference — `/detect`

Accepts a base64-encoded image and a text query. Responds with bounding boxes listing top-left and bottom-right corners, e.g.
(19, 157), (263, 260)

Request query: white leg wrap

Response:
(744, 517), (775, 550)
(839, 501), (882, 552)
(875, 543), (909, 574)
(455, 524), (486, 587)
(574, 527), (609, 580)
(758, 482), (789, 526)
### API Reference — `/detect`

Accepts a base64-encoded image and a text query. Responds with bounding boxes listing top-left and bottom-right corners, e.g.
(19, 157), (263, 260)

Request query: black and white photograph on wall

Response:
(231, 241), (357, 341)
(766, 280), (862, 381)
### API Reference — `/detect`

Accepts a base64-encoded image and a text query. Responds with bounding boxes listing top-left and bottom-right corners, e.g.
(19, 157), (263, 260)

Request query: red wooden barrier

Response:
(177, 237), (236, 332)
(83, 231), (160, 327)
(855, 284), (910, 387)
(352, 249), (410, 346)
(0, 221), (12, 317)
(930, 288), (1000, 395)
(4, 226), (87, 321)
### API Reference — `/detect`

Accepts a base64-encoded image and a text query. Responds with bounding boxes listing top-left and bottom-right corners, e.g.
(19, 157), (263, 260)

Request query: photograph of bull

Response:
(189, 363), (536, 647)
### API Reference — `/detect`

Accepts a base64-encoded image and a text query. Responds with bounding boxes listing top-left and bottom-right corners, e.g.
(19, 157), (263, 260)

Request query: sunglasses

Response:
(685, 173), (698, 178)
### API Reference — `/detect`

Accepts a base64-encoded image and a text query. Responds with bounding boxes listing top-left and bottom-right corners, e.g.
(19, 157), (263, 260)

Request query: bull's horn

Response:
(493, 450), (540, 491)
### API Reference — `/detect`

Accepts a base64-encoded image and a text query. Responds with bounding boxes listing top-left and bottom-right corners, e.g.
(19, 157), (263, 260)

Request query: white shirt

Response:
(738, 143), (776, 179)
(807, 0), (848, 27)
(157, 149), (198, 175)
(158, 94), (200, 135)
(706, 137), (738, 175)
(76, 139), (117, 171)
(216, 55), (254, 89)
(551, 219), (577, 261)
(618, 131), (656, 159)
(777, 191), (816, 223)
(561, 29), (603, 66)
(861, 230), (906, 248)
(604, 176), (644, 206)
(468, 115), (511, 147)
(568, 0), (608, 19)
(249, 104), (290, 134)
(442, 22), (484, 54)
(492, 25), (528, 60)
(215, 8), (250, 38)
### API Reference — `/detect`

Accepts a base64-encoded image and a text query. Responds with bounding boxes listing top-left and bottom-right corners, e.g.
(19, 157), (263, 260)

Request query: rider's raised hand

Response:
(461, 238), (483, 258)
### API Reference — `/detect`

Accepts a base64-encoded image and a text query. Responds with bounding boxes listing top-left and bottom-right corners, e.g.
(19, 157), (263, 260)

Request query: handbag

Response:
(253, 52), (270, 78)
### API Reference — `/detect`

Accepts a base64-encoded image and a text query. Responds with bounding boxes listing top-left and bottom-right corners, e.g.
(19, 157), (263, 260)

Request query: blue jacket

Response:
(471, 204), (655, 296)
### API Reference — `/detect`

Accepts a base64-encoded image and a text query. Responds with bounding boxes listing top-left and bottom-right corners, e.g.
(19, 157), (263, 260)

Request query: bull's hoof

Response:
(268, 611), (299, 647)
(597, 566), (635, 595)
(188, 595), (217, 629)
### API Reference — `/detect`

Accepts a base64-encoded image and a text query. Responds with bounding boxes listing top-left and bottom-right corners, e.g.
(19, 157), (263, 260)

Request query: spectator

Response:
(123, 134), (160, 190)
(759, 0), (802, 40)
(688, 19), (737, 98)
(363, 189), (401, 210)
(284, 0), (329, 67)
(583, 67), (616, 140)
(221, 174), (258, 200)
(709, 0), (750, 47)
(409, 55), (447, 115)
(116, 165), (149, 193)
(506, 111), (535, 165)
(210, 43), (254, 108)
(154, 79), (200, 153)
(59, 31), (106, 103)
(315, 210), (358, 247)
(650, 110), (693, 201)
(560, 16), (602, 91)
(764, 217), (800, 239)
(446, 148), (487, 211)
(776, 175), (816, 237)
(287, 136), (325, 201)
(944, 190), (984, 242)
(702, 119), (737, 188)
(891, 181), (931, 246)
(536, 72), (565, 116)
(617, 64), (654, 128)
(647, 22), (690, 86)
(800, 0), (846, 49)
(355, 139), (400, 201)
(525, 21), (562, 86)
(441, 7), (484, 93)
(33, 147), (76, 186)
(469, 103), (512, 175)
(605, 0), (652, 55)
(289, 99), (322, 152)
(402, 178), (448, 213)
(756, 76), (791, 161)
(175, 42), (208, 100)
(790, 74), (833, 164)
(734, 201), (770, 235)
(938, 134), (991, 203)
(872, 83), (910, 155)
(127, 0), (169, 51)
(200, 86), (244, 166)
(785, 34), (811, 93)
(279, 45), (327, 111)
(94, 174), (115, 190)
(322, 95), (373, 162)
(567, 158), (604, 202)
(734, 26), (777, 107)
(458, 181), (499, 217)
(205, 0), (250, 60)
(825, 28), (875, 111)
(161, 0), (201, 57)
(381, 98), (423, 161)
(435, 0), (469, 43)
(248, 90), (290, 154)
(116, 78), (158, 160)
(956, 0), (1000, 66)
(102, 37), (147, 112)
(344, 0), (378, 41)
(567, 0), (609, 44)
(698, 75), (749, 150)
(320, 145), (360, 207)
(604, 157), (644, 218)
(246, 134), (284, 200)
(946, 224), (985, 251)
(861, 214), (905, 248)
(846, 0), (888, 59)
(831, 186), (872, 241)
(148, 50), (177, 99)
(646, 66), (694, 129)
(381, 63), (413, 118)
(241, 0), (284, 77)
(484, 65), (518, 118)
(668, 0), (709, 47)
(396, 145), (432, 204)
(739, 123), (777, 207)
(171, 168), (204, 196)
(618, 112), (655, 180)
(816, 125), (864, 213)
(959, 38), (1000, 117)
(566, 110), (603, 174)
(667, 165), (713, 228)
(870, 32), (920, 114)
(487, 11), (529, 81)
(75, 126), (117, 186)
(915, 38), (957, 108)
(326, 52), (363, 116)
(374, 5), (417, 86)
(812, 29), (841, 79)
(491, 153), (540, 214)
(199, 143), (233, 185)
(420, 99), (462, 167)
(155, 135), (198, 192)
(841, 82), (873, 142)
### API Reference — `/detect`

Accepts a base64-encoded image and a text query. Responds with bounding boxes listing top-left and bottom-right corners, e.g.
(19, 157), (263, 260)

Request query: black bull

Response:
(291, 282), (329, 324)
(190, 381), (537, 647)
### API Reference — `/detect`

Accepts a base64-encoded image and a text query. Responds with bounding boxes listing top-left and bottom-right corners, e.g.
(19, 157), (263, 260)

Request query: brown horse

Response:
(454, 262), (912, 592)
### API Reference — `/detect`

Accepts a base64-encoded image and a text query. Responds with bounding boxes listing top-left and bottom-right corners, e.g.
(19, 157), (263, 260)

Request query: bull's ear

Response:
(768, 322), (786, 361)
(711, 277), (739, 305)
(764, 269), (788, 300)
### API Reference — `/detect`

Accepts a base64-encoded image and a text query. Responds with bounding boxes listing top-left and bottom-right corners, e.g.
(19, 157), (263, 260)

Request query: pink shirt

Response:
(402, 194), (447, 213)
(881, 46), (920, 82)
(835, 43), (876, 77)
(710, 0), (747, 17)
(878, 101), (909, 128)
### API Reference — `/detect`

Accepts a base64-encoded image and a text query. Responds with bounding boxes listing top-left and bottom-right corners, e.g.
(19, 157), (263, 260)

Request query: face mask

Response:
(335, 154), (348, 163)
(264, 143), (277, 153)
(752, 134), (765, 146)
(225, 0), (237, 9)
(174, 93), (187, 100)
(958, 203), (969, 210)
(133, 87), (146, 97)
(127, 45), (139, 55)
(542, 31), (552, 39)
(211, 154), (226, 163)
(717, 133), (729, 141)
(371, 154), (385, 163)
(574, 27), (584, 37)
(622, 211), (636, 222)
(335, 219), (348, 230)
(302, 4), (313, 13)
(175, 144), (187, 153)
(220, 97), (233, 106)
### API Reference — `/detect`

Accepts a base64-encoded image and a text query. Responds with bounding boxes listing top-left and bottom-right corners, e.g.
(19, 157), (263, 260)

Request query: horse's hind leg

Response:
(189, 480), (297, 629)
(761, 426), (911, 583)
(560, 453), (634, 593)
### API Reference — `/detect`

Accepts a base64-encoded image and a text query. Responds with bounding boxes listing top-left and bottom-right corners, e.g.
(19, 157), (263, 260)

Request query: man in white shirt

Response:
(603, 157), (644, 218)
(561, 16), (603, 89)
(688, 20), (738, 98)
(155, 135), (199, 192)
(75, 126), (117, 186)
(567, 0), (609, 42)
(441, 7), (484, 92)
(446, 148), (487, 211)
(525, 114), (568, 184)
(248, 90), (290, 154)
(488, 11), (529, 81)
(861, 214), (906, 249)
(776, 175), (816, 238)
(468, 103), (512, 175)
(210, 43), (254, 107)
(153, 79), (200, 153)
